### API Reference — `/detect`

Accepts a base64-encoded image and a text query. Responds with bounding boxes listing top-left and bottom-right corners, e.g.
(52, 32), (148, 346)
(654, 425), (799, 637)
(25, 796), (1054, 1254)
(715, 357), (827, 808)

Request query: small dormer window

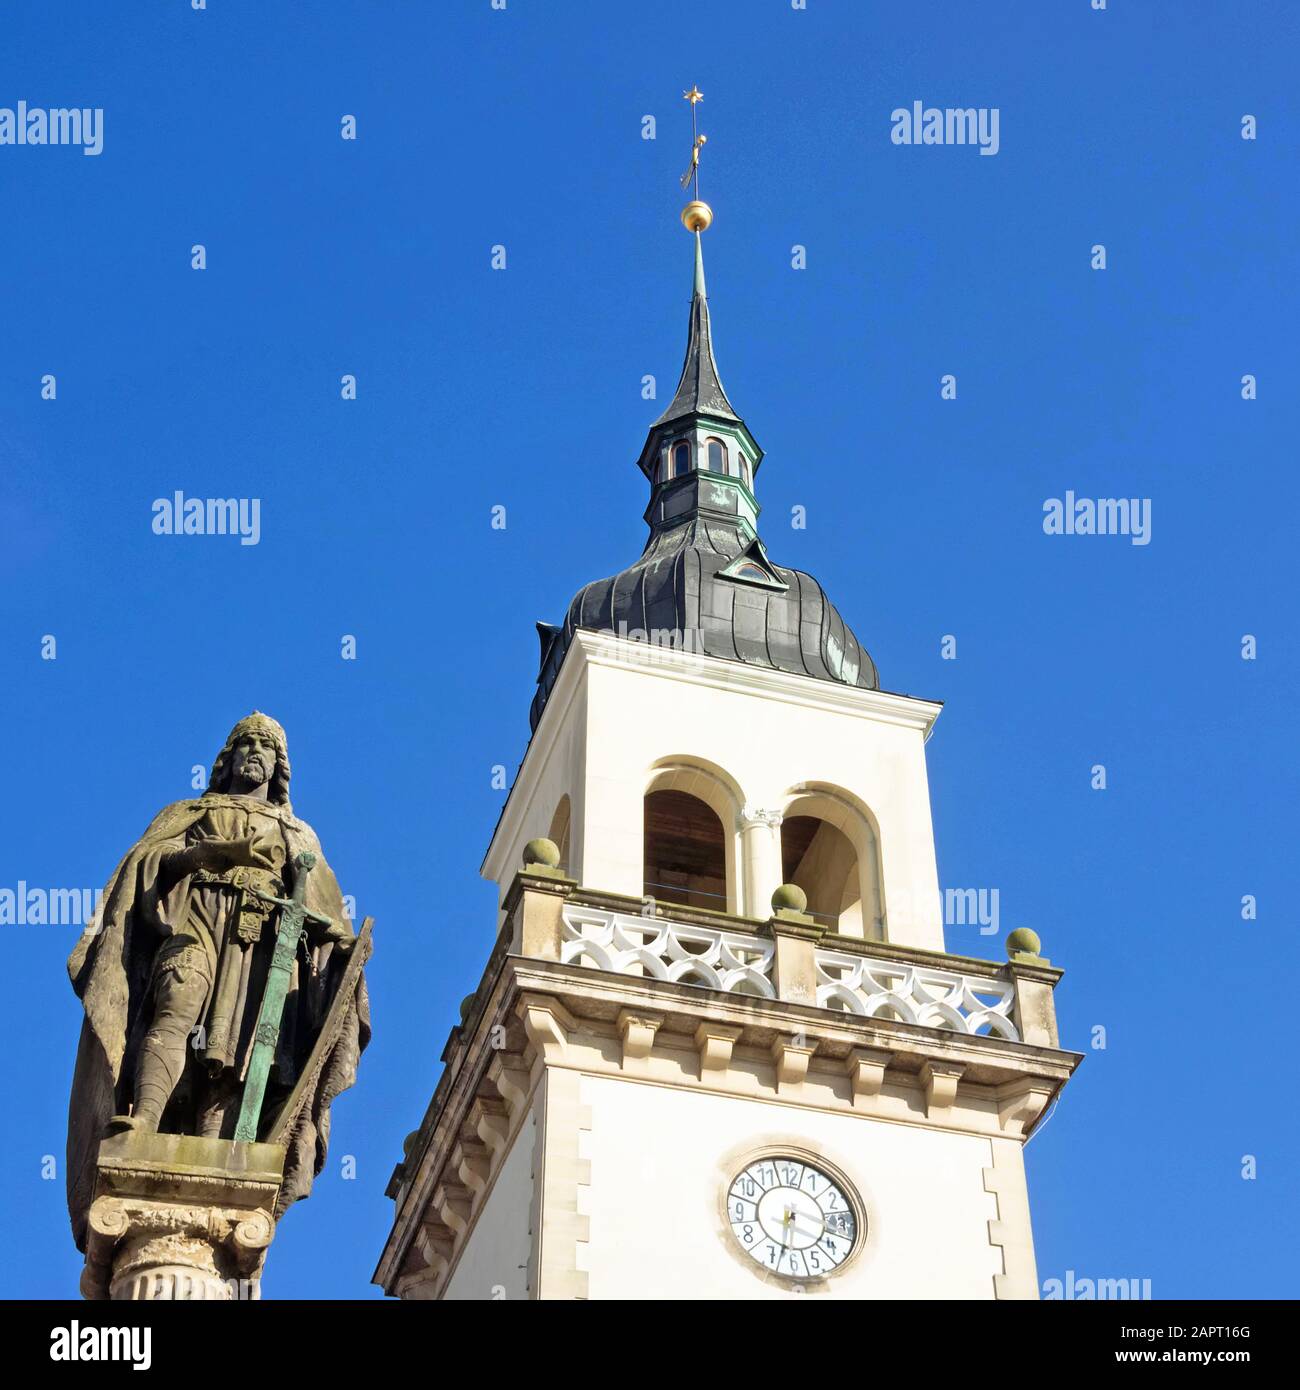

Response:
(672, 440), (692, 477)
(705, 438), (726, 474)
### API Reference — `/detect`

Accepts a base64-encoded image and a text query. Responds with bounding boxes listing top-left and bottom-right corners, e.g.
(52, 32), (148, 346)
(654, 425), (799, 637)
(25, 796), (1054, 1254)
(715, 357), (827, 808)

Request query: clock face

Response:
(727, 1156), (858, 1280)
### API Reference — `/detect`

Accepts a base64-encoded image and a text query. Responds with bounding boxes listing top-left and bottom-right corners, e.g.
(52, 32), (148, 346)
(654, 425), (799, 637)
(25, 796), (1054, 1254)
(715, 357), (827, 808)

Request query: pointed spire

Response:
(652, 232), (740, 429)
(634, 86), (761, 484)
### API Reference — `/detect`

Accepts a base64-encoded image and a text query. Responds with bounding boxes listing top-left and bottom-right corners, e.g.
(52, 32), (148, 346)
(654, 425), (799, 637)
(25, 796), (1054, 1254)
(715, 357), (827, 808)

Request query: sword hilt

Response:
(244, 850), (334, 928)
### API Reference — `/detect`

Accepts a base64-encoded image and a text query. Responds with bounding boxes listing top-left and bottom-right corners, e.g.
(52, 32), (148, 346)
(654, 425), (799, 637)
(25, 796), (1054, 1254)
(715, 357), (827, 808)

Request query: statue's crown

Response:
(227, 711), (287, 749)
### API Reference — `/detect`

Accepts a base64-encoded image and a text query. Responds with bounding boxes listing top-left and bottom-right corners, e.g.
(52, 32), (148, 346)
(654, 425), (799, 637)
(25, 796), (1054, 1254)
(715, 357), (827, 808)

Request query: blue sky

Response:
(1, 1), (1295, 1299)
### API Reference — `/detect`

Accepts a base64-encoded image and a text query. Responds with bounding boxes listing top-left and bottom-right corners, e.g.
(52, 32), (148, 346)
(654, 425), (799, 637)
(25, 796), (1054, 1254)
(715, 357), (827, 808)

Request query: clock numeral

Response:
(825, 1210), (854, 1238)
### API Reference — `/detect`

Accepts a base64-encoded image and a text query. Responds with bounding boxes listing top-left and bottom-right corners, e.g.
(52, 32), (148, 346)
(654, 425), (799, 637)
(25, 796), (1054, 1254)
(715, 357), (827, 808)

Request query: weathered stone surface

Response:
(82, 1132), (284, 1301)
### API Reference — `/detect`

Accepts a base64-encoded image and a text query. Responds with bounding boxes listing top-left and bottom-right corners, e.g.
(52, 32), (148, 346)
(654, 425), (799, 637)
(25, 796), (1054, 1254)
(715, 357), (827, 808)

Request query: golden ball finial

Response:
(681, 199), (713, 232)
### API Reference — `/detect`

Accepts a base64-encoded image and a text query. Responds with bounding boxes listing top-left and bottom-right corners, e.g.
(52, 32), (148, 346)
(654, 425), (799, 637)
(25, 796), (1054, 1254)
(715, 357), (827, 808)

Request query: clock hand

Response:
(779, 1206), (794, 1253)
(785, 1204), (826, 1242)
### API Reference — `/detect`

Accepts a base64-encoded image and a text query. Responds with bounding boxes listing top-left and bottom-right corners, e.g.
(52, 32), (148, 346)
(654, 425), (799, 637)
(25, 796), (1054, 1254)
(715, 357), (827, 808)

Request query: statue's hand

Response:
(191, 835), (278, 874)
(242, 830), (280, 872)
(307, 918), (355, 952)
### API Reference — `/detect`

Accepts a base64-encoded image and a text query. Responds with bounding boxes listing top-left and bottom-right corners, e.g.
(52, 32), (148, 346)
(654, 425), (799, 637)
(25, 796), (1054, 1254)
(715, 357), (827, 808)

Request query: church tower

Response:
(374, 99), (1079, 1301)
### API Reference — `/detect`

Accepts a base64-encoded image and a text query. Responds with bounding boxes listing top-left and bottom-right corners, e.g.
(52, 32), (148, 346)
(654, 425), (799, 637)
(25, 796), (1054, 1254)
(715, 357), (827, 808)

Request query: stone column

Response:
(81, 1131), (285, 1301)
(739, 805), (783, 919)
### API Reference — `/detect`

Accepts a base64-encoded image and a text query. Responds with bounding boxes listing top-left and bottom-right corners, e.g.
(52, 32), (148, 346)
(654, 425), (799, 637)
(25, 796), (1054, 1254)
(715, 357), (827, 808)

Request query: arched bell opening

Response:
(780, 786), (885, 941)
(781, 815), (863, 934)
(643, 789), (728, 913)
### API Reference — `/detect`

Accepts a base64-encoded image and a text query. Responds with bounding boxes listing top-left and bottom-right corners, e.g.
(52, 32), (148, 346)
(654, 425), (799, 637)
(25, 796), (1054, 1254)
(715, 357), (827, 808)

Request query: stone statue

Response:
(66, 712), (371, 1254)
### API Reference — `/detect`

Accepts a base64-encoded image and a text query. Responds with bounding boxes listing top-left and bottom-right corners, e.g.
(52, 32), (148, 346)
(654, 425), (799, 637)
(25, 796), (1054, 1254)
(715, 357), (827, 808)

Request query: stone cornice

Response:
(507, 957), (1079, 1090)
(572, 629), (943, 732)
(1006, 958), (1065, 986)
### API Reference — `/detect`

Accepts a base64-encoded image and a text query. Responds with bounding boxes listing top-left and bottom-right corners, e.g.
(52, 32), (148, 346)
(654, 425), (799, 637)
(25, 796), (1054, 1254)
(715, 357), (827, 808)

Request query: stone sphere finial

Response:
(1006, 928), (1042, 959)
(458, 992), (478, 1023)
(771, 883), (808, 914)
(523, 838), (561, 869)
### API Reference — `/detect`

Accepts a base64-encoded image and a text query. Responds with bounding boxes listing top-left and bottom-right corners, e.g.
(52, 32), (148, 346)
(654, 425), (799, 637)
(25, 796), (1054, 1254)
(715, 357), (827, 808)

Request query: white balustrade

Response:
(814, 948), (1019, 1040)
(560, 905), (775, 999)
(559, 905), (1017, 1040)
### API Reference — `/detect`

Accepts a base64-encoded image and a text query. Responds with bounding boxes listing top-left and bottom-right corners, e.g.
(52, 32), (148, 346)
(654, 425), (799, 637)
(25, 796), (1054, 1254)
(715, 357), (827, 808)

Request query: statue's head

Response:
(208, 712), (292, 806)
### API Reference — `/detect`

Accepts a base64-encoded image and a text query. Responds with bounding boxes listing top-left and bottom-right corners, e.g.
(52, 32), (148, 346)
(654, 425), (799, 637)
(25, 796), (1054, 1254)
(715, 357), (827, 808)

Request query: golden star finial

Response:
(683, 85), (704, 105)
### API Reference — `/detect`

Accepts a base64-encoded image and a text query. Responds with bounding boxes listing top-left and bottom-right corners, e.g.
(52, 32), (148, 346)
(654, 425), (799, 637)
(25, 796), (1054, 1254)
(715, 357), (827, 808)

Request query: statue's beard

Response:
(237, 757), (271, 786)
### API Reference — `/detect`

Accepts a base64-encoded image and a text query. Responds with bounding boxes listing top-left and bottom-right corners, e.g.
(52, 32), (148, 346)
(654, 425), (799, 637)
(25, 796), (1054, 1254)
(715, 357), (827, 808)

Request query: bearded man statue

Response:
(65, 712), (371, 1252)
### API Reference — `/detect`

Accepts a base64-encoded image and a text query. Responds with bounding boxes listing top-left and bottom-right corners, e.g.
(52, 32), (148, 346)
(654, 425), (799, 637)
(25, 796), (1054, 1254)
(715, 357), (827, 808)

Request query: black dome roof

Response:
(530, 518), (877, 731)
